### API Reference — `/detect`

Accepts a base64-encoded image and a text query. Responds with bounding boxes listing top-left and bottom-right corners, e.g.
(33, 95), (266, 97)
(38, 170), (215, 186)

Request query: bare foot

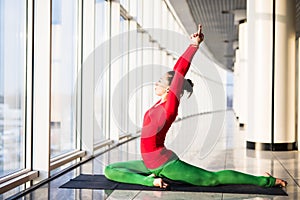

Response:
(275, 178), (288, 187)
(265, 172), (287, 187)
(153, 178), (168, 188)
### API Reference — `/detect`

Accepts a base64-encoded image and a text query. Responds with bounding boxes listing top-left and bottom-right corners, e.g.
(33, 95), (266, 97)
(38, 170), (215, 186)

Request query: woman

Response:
(105, 24), (287, 188)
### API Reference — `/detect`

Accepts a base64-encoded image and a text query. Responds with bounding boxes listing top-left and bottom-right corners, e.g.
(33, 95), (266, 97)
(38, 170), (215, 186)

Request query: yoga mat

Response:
(60, 174), (287, 196)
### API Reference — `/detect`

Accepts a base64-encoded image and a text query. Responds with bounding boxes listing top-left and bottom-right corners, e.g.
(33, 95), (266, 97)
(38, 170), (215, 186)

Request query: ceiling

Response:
(169, 0), (300, 71)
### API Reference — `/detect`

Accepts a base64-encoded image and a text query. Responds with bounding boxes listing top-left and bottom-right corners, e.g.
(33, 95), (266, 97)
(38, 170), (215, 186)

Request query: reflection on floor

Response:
(7, 111), (300, 199)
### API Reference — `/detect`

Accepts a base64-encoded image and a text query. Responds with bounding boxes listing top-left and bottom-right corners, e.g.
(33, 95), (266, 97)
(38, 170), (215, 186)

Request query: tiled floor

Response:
(6, 111), (300, 199)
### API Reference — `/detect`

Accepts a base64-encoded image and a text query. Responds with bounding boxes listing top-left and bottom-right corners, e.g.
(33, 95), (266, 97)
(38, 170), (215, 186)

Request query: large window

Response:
(0, 0), (27, 178)
(51, 0), (78, 158)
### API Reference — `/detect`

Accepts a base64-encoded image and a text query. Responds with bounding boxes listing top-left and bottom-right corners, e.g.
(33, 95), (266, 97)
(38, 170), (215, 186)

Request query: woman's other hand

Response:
(190, 24), (204, 46)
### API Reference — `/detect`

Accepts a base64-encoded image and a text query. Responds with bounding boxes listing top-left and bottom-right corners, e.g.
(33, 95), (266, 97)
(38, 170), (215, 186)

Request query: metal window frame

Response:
(50, 150), (86, 170)
(0, 170), (38, 194)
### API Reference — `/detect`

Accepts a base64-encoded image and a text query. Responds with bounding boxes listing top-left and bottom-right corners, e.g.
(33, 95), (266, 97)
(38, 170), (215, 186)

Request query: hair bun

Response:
(183, 78), (194, 98)
(187, 79), (194, 87)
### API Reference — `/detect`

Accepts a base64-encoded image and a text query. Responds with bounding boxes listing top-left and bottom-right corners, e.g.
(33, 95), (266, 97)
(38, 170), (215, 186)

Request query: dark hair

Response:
(166, 71), (194, 98)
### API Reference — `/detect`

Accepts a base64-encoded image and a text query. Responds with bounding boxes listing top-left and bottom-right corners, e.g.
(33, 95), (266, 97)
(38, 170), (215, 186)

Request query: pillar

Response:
(238, 22), (248, 127)
(246, 0), (296, 150)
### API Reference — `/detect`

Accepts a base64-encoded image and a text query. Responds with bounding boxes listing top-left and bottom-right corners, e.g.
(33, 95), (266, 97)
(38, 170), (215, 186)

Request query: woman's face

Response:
(155, 74), (170, 96)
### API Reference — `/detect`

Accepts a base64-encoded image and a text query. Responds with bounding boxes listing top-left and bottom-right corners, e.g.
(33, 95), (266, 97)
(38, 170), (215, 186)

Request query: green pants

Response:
(104, 159), (276, 187)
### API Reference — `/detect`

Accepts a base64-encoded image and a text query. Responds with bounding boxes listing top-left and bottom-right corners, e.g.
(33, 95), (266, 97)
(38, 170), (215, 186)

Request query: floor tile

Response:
(106, 190), (140, 200)
(222, 193), (285, 200)
(134, 191), (222, 200)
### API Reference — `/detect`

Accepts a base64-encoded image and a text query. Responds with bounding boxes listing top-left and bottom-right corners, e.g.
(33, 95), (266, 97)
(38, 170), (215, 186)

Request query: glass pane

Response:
(0, 0), (26, 178)
(51, 0), (78, 158)
(94, 0), (109, 143)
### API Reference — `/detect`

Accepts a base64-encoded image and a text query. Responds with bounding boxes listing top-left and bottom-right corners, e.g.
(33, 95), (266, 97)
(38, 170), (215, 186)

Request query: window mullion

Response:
(32, 0), (52, 181)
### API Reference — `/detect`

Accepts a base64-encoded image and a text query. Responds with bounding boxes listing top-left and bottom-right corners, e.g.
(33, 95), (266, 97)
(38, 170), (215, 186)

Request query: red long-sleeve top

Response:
(141, 45), (198, 169)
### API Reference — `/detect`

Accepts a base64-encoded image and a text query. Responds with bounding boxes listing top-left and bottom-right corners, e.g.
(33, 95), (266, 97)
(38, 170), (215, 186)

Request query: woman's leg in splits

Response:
(158, 159), (276, 187)
(104, 160), (155, 187)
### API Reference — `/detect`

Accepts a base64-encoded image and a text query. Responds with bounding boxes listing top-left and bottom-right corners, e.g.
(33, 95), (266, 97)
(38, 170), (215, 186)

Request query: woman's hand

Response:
(190, 24), (204, 46)
(153, 178), (168, 188)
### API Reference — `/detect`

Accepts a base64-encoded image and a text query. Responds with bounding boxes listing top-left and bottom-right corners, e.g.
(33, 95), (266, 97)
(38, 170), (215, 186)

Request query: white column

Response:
(273, 0), (296, 145)
(247, 0), (272, 145)
(238, 22), (248, 127)
(247, 0), (296, 150)
(81, 0), (95, 155)
(32, 0), (51, 180)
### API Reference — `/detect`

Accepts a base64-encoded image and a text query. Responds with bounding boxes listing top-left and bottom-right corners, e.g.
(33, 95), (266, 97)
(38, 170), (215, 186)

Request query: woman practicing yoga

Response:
(105, 24), (287, 188)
